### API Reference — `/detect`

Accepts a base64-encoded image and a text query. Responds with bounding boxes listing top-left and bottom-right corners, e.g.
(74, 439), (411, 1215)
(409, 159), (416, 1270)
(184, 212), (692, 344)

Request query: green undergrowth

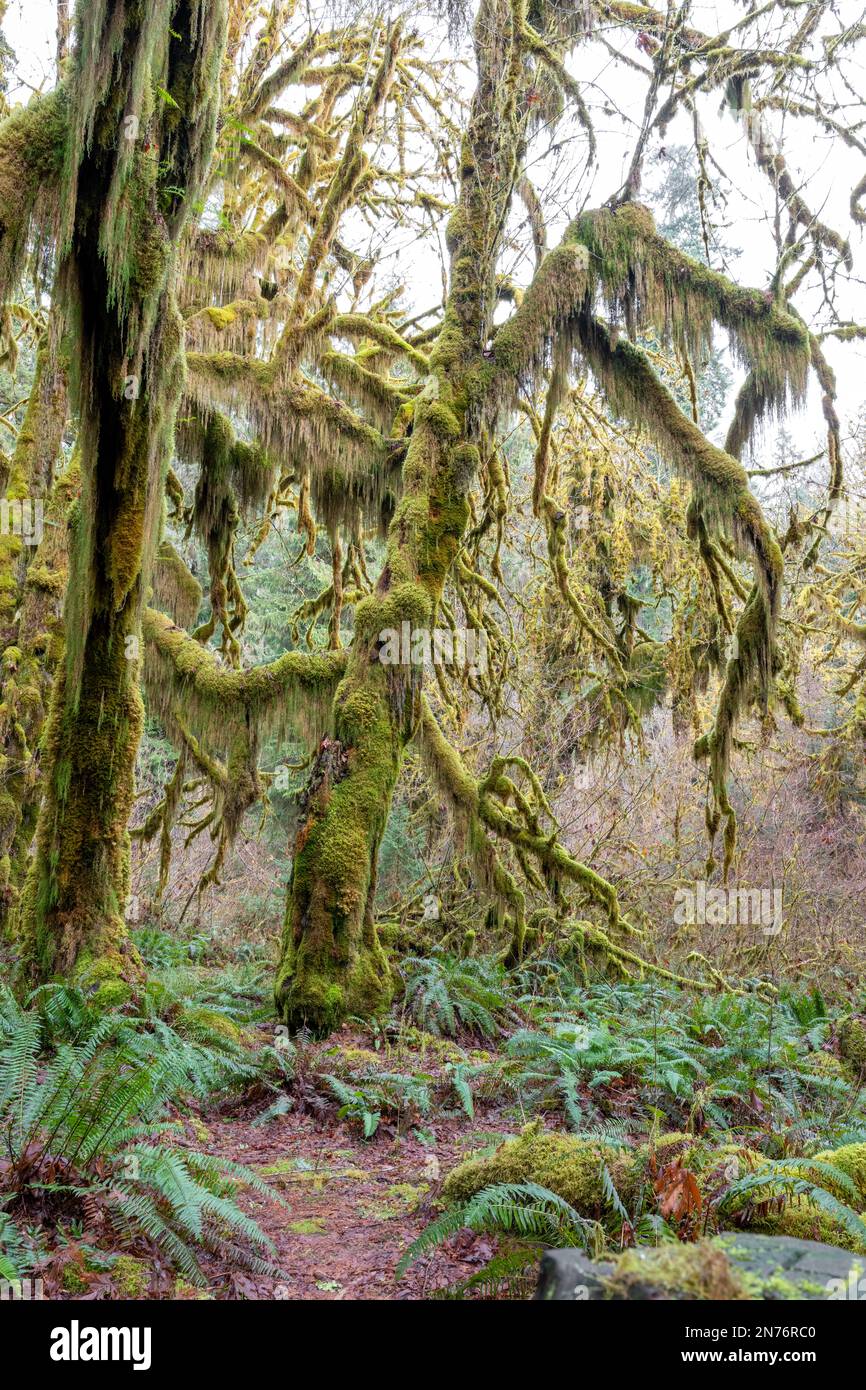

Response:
(379, 957), (866, 1297)
(4, 936), (866, 1299)
(0, 969), (291, 1292)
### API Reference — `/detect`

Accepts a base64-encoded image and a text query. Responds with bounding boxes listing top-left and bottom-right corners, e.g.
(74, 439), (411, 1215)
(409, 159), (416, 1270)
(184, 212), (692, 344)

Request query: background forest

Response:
(2, 0), (866, 1304)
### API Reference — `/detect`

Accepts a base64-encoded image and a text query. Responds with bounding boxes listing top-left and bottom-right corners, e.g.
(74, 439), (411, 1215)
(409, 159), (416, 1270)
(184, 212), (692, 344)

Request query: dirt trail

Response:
(186, 1019), (513, 1301)
(198, 1107), (506, 1300)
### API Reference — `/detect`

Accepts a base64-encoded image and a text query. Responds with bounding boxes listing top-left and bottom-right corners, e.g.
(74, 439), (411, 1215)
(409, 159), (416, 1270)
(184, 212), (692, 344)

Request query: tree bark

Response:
(276, 0), (523, 1032)
(16, 0), (228, 997)
(0, 331), (69, 930)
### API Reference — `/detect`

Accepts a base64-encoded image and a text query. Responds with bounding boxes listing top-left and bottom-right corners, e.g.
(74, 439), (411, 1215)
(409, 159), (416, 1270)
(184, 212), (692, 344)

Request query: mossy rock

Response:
(442, 1125), (775, 1236)
(730, 1142), (866, 1253)
(538, 1233), (863, 1301)
(176, 1007), (244, 1044)
(441, 1123), (641, 1221)
(839, 1017), (866, 1071)
(813, 1142), (866, 1206)
(748, 1198), (866, 1254)
(608, 1239), (753, 1300)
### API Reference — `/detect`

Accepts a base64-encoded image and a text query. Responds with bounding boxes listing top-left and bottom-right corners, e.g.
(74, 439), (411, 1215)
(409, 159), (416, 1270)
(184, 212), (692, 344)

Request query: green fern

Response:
(0, 984), (284, 1286)
(431, 1249), (538, 1300)
(400, 953), (513, 1039)
(717, 1156), (866, 1248)
(321, 1069), (432, 1137)
(397, 1181), (600, 1278)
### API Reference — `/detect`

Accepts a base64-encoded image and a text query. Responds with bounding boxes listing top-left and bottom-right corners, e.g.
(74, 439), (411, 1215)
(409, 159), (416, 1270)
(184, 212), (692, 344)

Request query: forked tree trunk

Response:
(276, 0), (521, 1032)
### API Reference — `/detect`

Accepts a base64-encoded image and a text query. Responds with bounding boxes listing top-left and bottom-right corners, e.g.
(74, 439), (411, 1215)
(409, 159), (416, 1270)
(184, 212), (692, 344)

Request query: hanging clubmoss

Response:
(184, 352), (400, 531)
(175, 409), (275, 662)
(0, 334), (70, 933)
(573, 204), (808, 408)
(572, 314), (782, 877)
(143, 605), (346, 749)
(151, 539), (202, 629)
(492, 202), (809, 449)
(0, 86), (68, 305)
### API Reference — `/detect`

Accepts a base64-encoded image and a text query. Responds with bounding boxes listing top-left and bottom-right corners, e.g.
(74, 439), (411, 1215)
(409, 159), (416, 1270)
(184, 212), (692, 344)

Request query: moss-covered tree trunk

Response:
(15, 0), (227, 995)
(275, 0), (523, 1032)
(0, 334), (69, 927)
(0, 336), (71, 928)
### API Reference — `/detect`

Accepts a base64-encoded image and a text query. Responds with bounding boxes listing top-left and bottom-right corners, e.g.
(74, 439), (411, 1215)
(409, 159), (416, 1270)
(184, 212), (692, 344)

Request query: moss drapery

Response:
(12, 0), (229, 991)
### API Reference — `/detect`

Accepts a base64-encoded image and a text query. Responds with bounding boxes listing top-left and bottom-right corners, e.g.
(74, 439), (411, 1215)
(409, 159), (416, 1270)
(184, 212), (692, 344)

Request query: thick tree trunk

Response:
(17, 289), (185, 996)
(274, 650), (403, 1032)
(276, 0), (521, 1032)
(16, 0), (227, 997)
(275, 401), (470, 1031)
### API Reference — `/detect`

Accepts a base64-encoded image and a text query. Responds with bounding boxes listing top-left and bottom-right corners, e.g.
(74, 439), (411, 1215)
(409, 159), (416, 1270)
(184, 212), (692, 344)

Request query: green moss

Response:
(441, 1123), (638, 1219)
(417, 401), (460, 442)
(840, 1017), (866, 1071)
(73, 952), (140, 1010)
(383, 1182), (428, 1212)
(111, 1255), (150, 1298)
(187, 1116), (211, 1145)
(396, 1026), (467, 1063)
(813, 1143), (866, 1204)
(177, 1007), (244, 1043)
(91, 979), (134, 1011)
(800, 1051), (847, 1080)
(322, 1045), (384, 1071)
(275, 660), (400, 1032)
(258, 1159), (303, 1177)
(205, 305), (238, 330)
(749, 1199), (866, 1253)
(62, 1262), (89, 1294)
(256, 1158), (368, 1183)
(287, 1218), (327, 1235)
(173, 1278), (213, 1300)
(607, 1240), (752, 1301)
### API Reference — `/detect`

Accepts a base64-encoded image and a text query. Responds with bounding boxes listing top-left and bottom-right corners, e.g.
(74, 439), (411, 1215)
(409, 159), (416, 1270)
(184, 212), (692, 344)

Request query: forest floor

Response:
(10, 935), (866, 1302)
(30, 1014), (524, 1303)
(193, 1036), (511, 1301)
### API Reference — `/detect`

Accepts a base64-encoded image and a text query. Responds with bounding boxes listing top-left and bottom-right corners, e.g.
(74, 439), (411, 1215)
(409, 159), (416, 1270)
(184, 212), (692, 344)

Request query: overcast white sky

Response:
(4, 0), (866, 492)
